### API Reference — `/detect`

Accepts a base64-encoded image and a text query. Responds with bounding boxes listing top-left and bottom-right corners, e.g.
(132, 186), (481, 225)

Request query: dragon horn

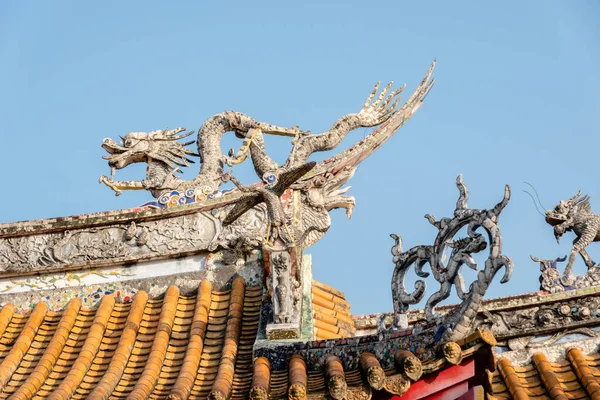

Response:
(575, 194), (590, 205)
(175, 130), (195, 140)
(491, 184), (511, 217)
(564, 190), (583, 206)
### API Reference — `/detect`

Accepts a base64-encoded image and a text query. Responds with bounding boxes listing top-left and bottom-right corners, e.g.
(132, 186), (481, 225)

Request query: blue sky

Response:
(1, 1), (599, 315)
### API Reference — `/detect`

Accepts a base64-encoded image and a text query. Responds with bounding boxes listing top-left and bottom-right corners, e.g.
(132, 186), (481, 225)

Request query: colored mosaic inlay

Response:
(141, 188), (235, 209)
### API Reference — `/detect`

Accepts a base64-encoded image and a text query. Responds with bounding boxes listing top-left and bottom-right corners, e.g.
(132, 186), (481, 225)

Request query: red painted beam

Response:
(425, 381), (469, 400)
(373, 358), (475, 400)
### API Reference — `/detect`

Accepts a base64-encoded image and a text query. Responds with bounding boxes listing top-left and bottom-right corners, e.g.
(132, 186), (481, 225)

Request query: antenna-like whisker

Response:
(523, 181), (546, 210)
(523, 189), (546, 217)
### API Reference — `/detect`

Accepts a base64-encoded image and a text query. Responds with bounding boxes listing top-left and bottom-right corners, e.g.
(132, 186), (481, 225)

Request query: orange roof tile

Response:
(311, 281), (355, 340)
(567, 348), (600, 400)
(491, 347), (600, 399)
(249, 357), (270, 400)
(0, 279), (263, 399)
(169, 280), (211, 400)
(0, 278), (496, 399)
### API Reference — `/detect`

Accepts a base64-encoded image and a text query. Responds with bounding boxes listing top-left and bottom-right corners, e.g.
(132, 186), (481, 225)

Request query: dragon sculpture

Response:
(100, 62), (435, 250)
(546, 191), (600, 277)
(381, 175), (513, 342)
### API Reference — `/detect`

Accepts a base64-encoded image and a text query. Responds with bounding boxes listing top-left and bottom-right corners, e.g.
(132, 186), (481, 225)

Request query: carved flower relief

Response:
(540, 266), (564, 293)
(535, 299), (600, 327)
(573, 267), (600, 289)
(558, 304), (572, 316)
(578, 307), (591, 318)
(541, 276), (564, 293)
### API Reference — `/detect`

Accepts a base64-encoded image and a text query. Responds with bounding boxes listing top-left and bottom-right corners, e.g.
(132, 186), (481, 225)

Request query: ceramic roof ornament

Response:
(97, 62), (435, 252)
(382, 175), (513, 341)
(545, 191), (600, 284)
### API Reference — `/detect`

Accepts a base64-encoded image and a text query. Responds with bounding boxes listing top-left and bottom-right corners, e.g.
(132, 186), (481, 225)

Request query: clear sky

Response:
(1, 1), (599, 315)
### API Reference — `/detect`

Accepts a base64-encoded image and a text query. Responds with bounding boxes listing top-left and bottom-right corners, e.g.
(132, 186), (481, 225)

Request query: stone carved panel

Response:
(0, 204), (268, 277)
(270, 251), (302, 325)
(472, 294), (600, 339)
(271, 252), (292, 324)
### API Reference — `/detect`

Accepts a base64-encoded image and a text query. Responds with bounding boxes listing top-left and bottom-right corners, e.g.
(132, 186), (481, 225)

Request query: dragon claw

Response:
(99, 175), (122, 196)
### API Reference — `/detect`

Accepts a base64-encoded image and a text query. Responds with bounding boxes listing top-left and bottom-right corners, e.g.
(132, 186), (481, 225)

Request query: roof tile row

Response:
(0, 277), (262, 399)
(492, 347), (600, 400)
(311, 281), (355, 340)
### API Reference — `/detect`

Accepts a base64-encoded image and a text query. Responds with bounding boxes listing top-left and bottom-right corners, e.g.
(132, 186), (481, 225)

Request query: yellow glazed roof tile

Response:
(0, 278), (264, 400)
(311, 280), (355, 340)
(492, 348), (600, 400)
(0, 277), (489, 400)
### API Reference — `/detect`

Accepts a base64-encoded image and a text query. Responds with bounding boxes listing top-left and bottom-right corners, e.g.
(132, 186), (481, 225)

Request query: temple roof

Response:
(0, 277), (497, 400)
(5, 62), (600, 399)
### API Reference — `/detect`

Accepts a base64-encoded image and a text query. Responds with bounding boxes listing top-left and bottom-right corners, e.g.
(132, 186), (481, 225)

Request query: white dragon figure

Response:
(546, 191), (600, 278)
(99, 62), (435, 249)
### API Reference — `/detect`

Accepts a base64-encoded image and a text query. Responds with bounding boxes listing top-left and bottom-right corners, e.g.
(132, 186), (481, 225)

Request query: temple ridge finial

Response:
(381, 175), (513, 342)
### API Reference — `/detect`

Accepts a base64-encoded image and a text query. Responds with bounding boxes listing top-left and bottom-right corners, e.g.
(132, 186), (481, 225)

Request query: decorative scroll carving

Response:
(382, 175), (513, 342)
(532, 255), (568, 292)
(545, 191), (600, 279)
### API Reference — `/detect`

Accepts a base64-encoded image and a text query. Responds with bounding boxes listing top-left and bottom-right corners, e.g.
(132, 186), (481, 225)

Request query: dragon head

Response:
(102, 128), (197, 171)
(448, 234), (487, 255)
(305, 166), (356, 218)
(545, 190), (589, 227)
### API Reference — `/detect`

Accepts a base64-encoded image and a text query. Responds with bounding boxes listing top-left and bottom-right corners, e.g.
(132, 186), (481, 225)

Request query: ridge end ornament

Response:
(544, 191), (600, 284)
(381, 175), (513, 342)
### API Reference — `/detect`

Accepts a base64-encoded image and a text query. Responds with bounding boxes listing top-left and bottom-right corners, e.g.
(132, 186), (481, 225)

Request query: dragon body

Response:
(100, 62), (435, 250)
(100, 113), (261, 197)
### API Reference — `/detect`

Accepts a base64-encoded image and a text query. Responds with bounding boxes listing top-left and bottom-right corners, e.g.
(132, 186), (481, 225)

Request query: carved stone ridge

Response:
(474, 290), (600, 339)
(533, 254), (600, 292)
(0, 203), (269, 278)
